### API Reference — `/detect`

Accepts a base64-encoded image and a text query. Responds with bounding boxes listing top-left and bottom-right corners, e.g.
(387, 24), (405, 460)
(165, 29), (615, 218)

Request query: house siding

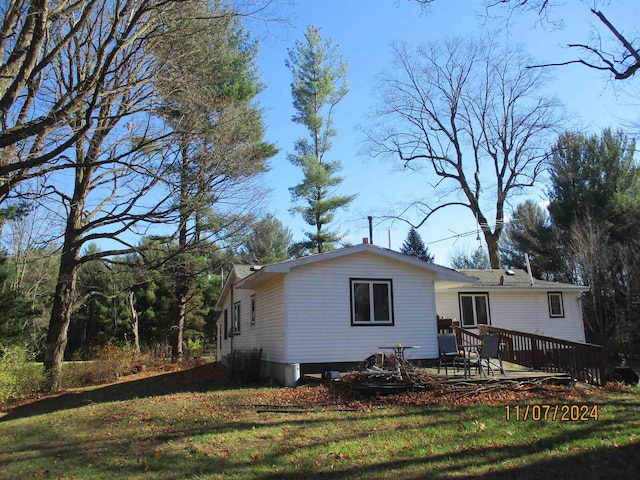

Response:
(436, 290), (586, 342)
(217, 277), (286, 358)
(283, 251), (438, 364)
(252, 276), (286, 364)
(216, 283), (255, 360)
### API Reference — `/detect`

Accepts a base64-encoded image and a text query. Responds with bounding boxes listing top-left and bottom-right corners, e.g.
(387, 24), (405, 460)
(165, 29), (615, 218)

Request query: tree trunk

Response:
(172, 287), (187, 362)
(486, 235), (501, 269)
(128, 291), (140, 354)
(479, 210), (502, 269)
(44, 204), (83, 391)
(171, 144), (190, 362)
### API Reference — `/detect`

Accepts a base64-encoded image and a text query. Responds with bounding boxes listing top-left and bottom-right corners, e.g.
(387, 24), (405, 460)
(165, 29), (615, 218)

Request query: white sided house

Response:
(215, 243), (476, 385)
(435, 269), (587, 342)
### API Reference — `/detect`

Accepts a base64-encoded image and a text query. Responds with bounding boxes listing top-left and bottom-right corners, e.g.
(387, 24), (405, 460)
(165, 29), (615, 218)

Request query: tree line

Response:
(501, 129), (640, 361)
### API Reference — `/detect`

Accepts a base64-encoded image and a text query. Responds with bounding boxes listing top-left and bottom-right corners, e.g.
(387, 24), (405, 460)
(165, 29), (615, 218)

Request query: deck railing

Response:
(460, 325), (606, 386)
(453, 325), (480, 347)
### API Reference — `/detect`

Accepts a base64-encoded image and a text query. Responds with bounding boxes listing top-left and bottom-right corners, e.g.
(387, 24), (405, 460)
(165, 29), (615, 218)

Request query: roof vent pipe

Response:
(368, 216), (373, 245)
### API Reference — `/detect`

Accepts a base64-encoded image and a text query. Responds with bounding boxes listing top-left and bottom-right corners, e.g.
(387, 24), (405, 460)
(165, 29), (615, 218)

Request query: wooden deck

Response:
(417, 360), (572, 385)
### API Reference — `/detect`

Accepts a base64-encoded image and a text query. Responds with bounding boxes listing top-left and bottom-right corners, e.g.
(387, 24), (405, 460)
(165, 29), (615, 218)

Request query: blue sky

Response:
(251, 0), (638, 266)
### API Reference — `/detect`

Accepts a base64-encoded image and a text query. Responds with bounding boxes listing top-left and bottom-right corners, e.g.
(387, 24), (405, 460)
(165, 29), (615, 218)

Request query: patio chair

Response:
(472, 334), (505, 376)
(437, 333), (468, 377)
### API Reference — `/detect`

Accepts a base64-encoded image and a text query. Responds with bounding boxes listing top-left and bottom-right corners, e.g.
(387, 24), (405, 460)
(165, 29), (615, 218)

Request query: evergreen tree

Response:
(238, 214), (293, 265)
(286, 25), (356, 255)
(0, 253), (35, 347)
(400, 228), (434, 262)
(546, 129), (640, 357)
(548, 129), (638, 244)
(152, 1), (276, 360)
(499, 200), (564, 281)
(450, 246), (490, 269)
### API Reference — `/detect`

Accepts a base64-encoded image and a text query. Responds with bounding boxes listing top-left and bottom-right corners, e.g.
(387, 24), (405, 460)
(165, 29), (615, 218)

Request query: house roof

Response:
(231, 264), (256, 281)
(214, 264), (262, 311)
(235, 243), (477, 290)
(435, 268), (587, 292)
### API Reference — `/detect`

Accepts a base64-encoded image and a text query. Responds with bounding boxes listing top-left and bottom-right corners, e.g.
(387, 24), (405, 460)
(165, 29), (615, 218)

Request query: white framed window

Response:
(548, 292), (564, 318)
(459, 293), (490, 327)
(233, 301), (241, 334)
(250, 295), (256, 325)
(350, 278), (394, 326)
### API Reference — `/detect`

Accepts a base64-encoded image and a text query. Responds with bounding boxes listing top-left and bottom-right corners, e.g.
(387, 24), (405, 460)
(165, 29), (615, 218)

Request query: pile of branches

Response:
(252, 377), (594, 411)
(340, 368), (444, 386)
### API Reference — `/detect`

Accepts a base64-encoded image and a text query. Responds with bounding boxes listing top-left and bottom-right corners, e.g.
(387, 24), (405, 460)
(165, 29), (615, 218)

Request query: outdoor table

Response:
(377, 345), (420, 379)
(378, 345), (420, 364)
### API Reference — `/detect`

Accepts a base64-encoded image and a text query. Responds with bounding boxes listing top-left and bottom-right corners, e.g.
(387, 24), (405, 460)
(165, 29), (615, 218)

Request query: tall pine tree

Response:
(286, 25), (356, 254)
(153, 1), (276, 361)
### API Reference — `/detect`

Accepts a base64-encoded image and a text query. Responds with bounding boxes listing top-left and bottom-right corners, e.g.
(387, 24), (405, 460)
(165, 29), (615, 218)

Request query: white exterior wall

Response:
(216, 283), (255, 360)
(217, 277), (286, 363)
(435, 290), (586, 342)
(283, 251), (438, 364)
(251, 277), (286, 364)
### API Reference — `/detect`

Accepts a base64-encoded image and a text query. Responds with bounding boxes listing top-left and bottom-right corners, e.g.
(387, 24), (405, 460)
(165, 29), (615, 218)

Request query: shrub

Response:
(184, 338), (204, 360)
(140, 341), (172, 366)
(0, 345), (44, 404)
(61, 344), (139, 388)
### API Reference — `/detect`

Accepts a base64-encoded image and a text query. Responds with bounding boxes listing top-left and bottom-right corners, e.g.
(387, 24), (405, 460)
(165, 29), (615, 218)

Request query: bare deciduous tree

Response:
(0, 0), (168, 204)
(413, 0), (640, 80)
(0, 0), (94, 174)
(41, 0), (183, 390)
(567, 217), (639, 359)
(367, 37), (562, 268)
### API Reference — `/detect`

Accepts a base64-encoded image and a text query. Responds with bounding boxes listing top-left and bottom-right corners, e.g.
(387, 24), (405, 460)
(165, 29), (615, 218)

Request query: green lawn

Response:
(0, 366), (638, 479)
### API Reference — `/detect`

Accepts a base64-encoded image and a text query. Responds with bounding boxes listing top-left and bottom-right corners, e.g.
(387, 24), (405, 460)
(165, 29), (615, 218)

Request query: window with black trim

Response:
(250, 295), (256, 325)
(233, 301), (241, 334)
(459, 293), (490, 327)
(548, 292), (564, 318)
(350, 279), (394, 325)
(223, 309), (228, 339)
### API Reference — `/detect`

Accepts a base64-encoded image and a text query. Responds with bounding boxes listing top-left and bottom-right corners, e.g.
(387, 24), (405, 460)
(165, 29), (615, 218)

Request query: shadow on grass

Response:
(246, 422), (640, 480)
(0, 362), (233, 422)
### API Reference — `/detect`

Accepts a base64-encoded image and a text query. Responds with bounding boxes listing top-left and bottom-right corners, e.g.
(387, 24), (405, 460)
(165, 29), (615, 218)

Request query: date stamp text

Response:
(505, 404), (599, 421)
